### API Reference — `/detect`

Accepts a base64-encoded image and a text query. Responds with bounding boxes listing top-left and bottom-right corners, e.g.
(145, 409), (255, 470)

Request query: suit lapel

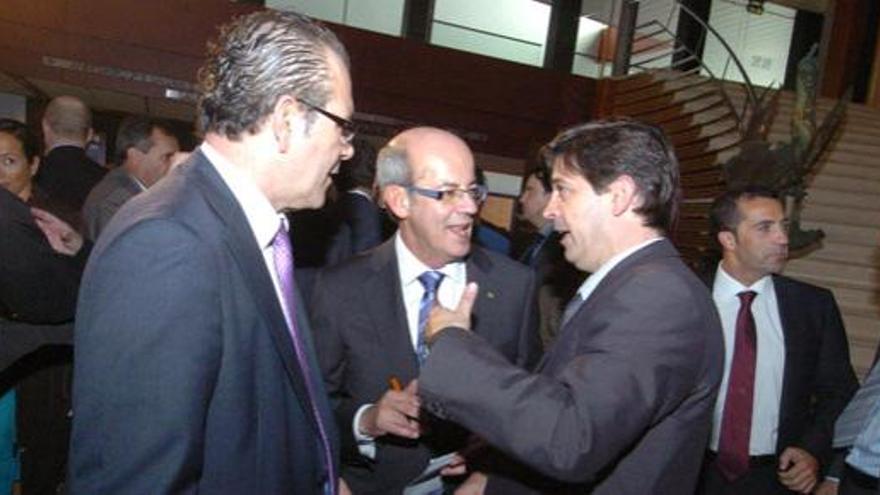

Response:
(363, 240), (420, 379)
(773, 274), (799, 449)
(191, 153), (323, 437)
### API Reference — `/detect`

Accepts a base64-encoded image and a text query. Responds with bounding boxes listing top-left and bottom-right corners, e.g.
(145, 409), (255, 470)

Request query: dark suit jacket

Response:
(81, 166), (143, 241)
(325, 190), (384, 267)
(35, 145), (106, 211)
(69, 151), (339, 494)
(420, 239), (725, 494)
(310, 239), (541, 494)
(706, 272), (858, 467)
(0, 187), (87, 324)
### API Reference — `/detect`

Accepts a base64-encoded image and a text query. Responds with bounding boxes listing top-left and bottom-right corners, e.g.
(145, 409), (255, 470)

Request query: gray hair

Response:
(375, 145), (412, 189)
(196, 10), (350, 139)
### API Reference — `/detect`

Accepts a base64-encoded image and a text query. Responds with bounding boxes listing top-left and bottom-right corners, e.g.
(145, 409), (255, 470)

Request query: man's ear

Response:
(608, 174), (639, 217)
(271, 95), (305, 153)
(717, 230), (737, 251)
(29, 156), (40, 178)
(383, 185), (410, 220)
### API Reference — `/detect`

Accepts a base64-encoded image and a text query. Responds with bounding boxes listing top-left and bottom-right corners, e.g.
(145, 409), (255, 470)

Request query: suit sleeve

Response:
(0, 212), (83, 323)
(71, 219), (221, 494)
(796, 289), (859, 464)
(420, 270), (714, 484)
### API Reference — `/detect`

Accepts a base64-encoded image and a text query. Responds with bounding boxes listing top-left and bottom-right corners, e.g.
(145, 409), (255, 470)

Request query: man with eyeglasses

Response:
(70, 11), (354, 494)
(310, 126), (541, 494)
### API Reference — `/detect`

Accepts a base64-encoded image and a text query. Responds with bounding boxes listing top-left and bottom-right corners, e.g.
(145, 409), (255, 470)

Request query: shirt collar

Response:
(201, 142), (284, 249)
(714, 262), (773, 299)
(394, 232), (467, 287)
(576, 236), (663, 300)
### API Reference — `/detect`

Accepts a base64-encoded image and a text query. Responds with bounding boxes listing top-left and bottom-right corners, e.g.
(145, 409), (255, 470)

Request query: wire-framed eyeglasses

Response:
(405, 184), (489, 204)
(299, 99), (357, 143)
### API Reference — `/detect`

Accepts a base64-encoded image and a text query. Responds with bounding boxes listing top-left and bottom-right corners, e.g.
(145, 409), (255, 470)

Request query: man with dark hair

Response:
(81, 116), (180, 241)
(698, 186), (858, 495)
(418, 119), (724, 494)
(35, 95), (106, 210)
(69, 10), (354, 494)
(310, 126), (540, 494)
(516, 165), (580, 345)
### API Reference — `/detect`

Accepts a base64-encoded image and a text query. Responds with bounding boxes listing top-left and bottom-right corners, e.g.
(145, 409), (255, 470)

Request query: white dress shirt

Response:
(709, 264), (786, 455)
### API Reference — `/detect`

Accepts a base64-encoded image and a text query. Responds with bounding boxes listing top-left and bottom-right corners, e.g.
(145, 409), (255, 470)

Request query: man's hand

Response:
(31, 207), (83, 256)
(813, 479), (839, 495)
(440, 453), (468, 477)
(358, 379), (420, 438)
(454, 471), (488, 495)
(777, 447), (819, 493)
(425, 282), (478, 345)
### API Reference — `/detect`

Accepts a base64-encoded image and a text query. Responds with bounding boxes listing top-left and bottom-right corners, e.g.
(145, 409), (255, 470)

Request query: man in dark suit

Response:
(698, 187), (858, 495)
(35, 95), (106, 210)
(419, 120), (724, 495)
(82, 116), (180, 241)
(310, 127), (541, 494)
(516, 165), (581, 346)
(69, 11), (356, 494)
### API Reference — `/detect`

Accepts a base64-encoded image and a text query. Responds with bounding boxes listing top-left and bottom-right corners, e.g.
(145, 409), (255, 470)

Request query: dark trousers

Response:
(697, 453), (793, 495)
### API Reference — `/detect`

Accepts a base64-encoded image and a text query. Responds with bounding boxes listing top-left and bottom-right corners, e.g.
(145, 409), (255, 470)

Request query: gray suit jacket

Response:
(310, 238), (541, 494)
(420, 239), (725, 494)
(69, 151), (338, 494)
(81, 166), (144, 241)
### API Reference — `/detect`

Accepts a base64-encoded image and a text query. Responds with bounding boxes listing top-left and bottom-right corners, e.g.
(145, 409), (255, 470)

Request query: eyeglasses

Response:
(299, 99), (357, 143)
(406, 184), (489, 204)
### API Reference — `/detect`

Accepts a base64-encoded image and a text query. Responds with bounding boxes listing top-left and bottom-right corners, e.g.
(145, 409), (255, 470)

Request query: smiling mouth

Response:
(447, 223), (473, 238)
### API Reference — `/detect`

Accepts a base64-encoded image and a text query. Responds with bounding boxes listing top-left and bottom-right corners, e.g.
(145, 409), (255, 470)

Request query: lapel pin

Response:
(486, 290), (496, 299)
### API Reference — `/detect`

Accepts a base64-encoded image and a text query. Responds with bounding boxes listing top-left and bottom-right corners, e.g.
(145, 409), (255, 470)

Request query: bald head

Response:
(42, 96), (92, 147)
(376, 127), (473, 188)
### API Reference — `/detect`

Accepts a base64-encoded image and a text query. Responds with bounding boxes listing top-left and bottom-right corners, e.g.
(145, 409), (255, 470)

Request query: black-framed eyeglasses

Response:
(299, 100), (357, 143)
(405, 184), (489, 204)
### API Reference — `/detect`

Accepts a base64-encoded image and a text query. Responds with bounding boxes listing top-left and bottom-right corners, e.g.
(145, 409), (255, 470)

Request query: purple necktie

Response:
(716, 290), (758, 481)
(272, 224), (336, 495)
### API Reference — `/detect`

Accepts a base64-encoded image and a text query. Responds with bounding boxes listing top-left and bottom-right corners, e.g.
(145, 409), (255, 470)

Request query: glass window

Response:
(430, 0), (551, 67)
(701, 0), (795, 87)
(267, 0), (404, 37)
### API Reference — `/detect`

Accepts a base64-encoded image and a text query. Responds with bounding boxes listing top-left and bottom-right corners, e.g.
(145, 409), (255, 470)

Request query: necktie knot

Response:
(738, 290), (757, 308)
(418, 271), (444, 294)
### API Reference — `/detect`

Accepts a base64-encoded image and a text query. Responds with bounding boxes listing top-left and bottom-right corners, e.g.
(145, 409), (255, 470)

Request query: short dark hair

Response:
(197, 10), (350, 140)
(0, 118), (39, 161)
(333, 137), (376, 191)
(114, 116), (172, 165)
(526, 165), (551, 193)
(710, 186), (782, 237)
(542, 118), (680, 233)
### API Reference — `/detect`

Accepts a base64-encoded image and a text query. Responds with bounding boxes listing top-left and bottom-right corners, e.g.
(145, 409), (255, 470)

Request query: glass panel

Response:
(701, 0), (795, 88)
(267, 0), (404, 37)
(431, 0), (551, 66)
(572, 16), (607, 78)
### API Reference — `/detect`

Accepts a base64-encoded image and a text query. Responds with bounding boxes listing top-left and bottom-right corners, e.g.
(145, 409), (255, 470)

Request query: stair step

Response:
(796, 241), (879, 268)
(785, 258), (880, 288)
(802, 203), (880, 230)
(804, 189), (880, 212)
(810, 174), (880, 194)
(816, 162), (880, 180)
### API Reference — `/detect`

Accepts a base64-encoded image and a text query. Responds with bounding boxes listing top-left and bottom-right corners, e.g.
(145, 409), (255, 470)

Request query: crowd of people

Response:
(1, 9), (879, 495)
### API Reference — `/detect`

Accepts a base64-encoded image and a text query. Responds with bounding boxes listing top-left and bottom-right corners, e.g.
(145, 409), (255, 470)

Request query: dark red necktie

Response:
(716, 290), (758, 481)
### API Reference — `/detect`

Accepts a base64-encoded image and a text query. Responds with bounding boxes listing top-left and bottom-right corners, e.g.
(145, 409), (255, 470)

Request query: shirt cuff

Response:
(353, 404), (377, 460)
